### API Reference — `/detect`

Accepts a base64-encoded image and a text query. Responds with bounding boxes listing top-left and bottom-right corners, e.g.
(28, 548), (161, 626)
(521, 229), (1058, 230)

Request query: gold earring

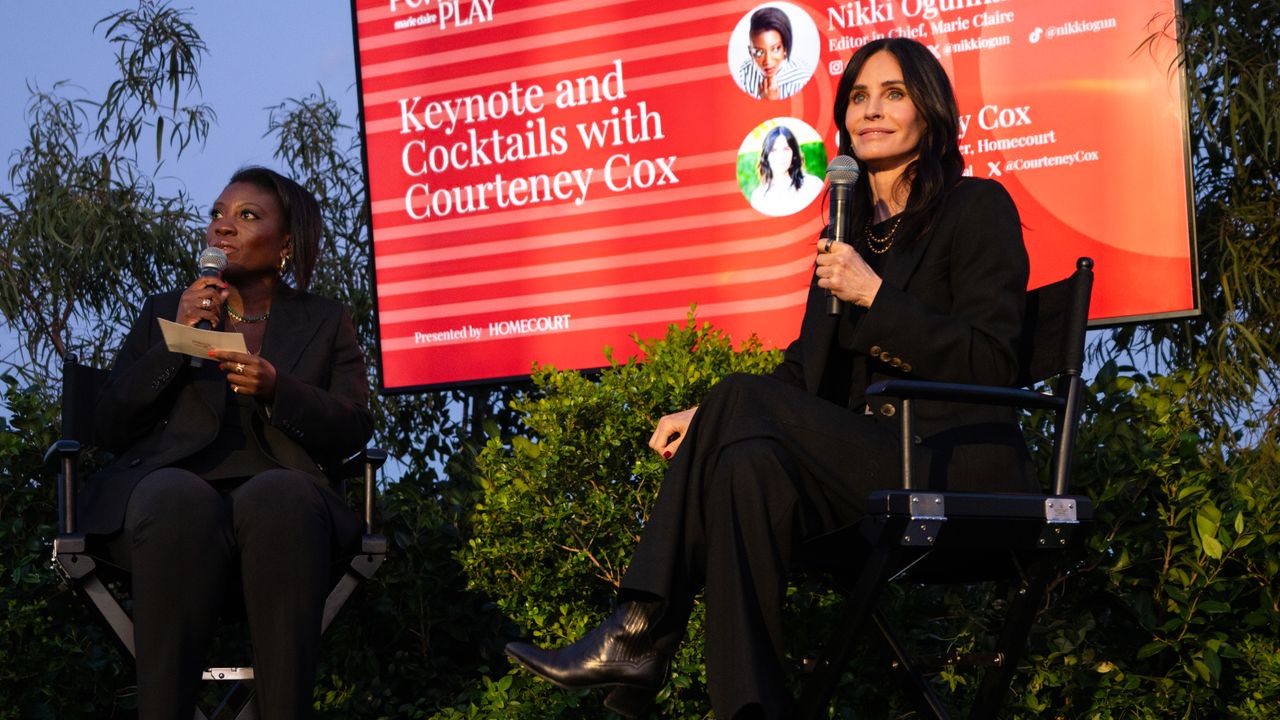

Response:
(279, 254), (290, 273)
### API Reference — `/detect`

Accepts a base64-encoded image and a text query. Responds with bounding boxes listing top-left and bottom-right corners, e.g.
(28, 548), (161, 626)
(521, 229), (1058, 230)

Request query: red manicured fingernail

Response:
(208, 350), (216, 357)
(663, 451), (672, 459)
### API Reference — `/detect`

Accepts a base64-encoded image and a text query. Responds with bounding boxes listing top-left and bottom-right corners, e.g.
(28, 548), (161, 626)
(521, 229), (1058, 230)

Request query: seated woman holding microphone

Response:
(79, 166), (372, 720)
(505, 37), (1035, 719)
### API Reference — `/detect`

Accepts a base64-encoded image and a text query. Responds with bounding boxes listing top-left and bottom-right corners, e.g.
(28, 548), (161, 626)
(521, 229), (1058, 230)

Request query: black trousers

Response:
(620, 373), (900, 719)
(105, 468), (355, 720)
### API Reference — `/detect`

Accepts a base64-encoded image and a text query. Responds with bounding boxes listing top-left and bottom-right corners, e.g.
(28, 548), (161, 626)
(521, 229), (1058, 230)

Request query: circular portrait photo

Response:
(737, 118), (828, 217)
(727, 2), (819, 101)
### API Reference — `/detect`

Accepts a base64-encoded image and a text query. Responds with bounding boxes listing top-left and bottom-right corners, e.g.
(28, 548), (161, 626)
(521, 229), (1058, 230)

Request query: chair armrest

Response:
(333, 447), (387, 478)
(867, 379), (1066, 411)
(45, 440), (84, 536)
(343, 448), (387, 536)
(43, 439), (83, 468)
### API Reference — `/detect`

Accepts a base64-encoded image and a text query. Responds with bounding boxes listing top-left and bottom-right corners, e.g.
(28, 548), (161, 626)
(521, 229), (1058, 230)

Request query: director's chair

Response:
(46, 354), (388, 720)
(797, 257), (1096, 719)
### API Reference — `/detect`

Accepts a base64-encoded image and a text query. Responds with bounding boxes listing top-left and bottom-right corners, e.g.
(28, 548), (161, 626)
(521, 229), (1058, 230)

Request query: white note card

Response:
(157, 318), (248, 358)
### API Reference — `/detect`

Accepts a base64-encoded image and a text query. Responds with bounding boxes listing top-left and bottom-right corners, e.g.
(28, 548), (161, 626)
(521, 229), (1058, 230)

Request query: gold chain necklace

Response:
(864, 216), (903, 255)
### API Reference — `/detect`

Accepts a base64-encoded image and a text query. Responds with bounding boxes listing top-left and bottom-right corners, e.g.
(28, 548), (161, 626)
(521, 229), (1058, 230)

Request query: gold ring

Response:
(231, 385), (239, 394)
(201, 298), (212, 309)
(234, 363), (246, 374)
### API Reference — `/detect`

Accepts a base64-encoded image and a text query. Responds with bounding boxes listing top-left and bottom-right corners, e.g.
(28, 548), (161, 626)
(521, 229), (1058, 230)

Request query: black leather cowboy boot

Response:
(505, 600), (669, 718)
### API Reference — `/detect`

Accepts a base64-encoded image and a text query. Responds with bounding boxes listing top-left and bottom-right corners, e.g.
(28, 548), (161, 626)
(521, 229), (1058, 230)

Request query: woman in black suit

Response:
(505, 38), (1034, 719)
(81, 167), (372, 720)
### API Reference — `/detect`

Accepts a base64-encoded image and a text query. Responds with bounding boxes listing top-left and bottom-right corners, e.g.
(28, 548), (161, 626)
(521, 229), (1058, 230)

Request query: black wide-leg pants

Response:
(105, 468), (354, 720)
(620, 373), (902, 719)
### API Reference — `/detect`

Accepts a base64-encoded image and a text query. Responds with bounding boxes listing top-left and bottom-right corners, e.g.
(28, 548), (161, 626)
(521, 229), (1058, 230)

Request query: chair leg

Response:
(72, 571), (137, 658)
(872, 609), (952, 720)
(321, 549), (384, 633)
(967, 564), (1052, 720)
(203, 680), (256, 720)
(795, 543), (898, 719)
(321, 573), (361, 634)
(227, 686), (258, 720)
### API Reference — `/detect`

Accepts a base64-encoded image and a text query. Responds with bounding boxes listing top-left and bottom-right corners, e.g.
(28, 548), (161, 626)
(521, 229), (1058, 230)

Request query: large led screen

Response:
(351, 0), (1197, 391)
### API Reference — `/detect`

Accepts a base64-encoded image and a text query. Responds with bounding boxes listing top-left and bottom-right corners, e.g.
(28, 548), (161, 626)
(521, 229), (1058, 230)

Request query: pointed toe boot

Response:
(505, 600), (669, 715)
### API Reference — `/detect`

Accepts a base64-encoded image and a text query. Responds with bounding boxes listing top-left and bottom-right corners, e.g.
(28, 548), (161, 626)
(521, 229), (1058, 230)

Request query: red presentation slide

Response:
(351, 0), (1196, 391)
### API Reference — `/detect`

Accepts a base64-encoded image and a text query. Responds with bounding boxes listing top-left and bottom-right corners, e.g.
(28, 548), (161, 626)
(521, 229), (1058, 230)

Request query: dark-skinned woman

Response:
(505, 38), (1034, 719)
(80, 166), (372, 720)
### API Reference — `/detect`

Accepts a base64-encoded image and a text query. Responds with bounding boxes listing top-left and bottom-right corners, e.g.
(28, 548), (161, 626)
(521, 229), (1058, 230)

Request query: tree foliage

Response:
(1110, 0), (1280, 429)
(0, 83), (200, 376)
(0, 1), (210, 380)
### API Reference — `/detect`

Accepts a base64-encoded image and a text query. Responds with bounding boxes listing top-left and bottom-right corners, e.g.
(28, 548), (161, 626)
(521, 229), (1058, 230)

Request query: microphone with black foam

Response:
(190, 246), (228, 367)
(824, 155), (861, 316)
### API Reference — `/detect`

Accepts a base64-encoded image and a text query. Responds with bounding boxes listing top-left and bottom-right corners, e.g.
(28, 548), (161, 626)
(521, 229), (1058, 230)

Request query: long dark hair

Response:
(758, 125), (806, 191)
(832, 38), (964, 247)
(228, 166), (323, 292)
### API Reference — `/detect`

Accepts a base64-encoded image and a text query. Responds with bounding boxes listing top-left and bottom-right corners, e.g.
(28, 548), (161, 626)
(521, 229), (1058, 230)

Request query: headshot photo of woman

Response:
(743, 121), (825, 217)
(729, 3), (818, 101)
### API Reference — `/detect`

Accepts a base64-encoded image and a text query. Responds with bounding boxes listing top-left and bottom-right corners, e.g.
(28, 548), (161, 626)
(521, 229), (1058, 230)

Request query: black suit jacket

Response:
(80, 285), (373, 536)
(770, 177), (1034, 492)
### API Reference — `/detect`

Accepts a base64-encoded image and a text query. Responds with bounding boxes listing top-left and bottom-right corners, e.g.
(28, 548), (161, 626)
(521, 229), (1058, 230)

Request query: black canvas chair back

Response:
(59, 359), (109, 444)
(47, 353), (387, 720)
(796, 257), (1095, 720)
(51, 358), (109, 535)
(1019, 257), (1094, 496)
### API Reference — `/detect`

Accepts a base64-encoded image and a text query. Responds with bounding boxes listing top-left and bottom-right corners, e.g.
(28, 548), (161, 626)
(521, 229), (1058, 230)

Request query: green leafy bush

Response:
(1013, 362), (1280, 719)
(0, 377), (136, 718)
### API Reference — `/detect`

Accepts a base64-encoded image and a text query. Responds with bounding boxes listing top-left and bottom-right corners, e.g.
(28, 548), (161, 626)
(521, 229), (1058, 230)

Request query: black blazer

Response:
(770, 177), (1034, 492)
(80, 285), (373, 536)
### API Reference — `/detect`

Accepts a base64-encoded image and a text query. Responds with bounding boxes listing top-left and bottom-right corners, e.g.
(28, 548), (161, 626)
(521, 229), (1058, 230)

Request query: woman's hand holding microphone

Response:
(178, 277), (230, 329)
(814, 236), (883, 308)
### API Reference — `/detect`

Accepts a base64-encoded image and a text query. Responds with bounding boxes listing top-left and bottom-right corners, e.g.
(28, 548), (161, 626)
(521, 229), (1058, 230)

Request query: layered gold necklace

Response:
(864, 216), (903, 255)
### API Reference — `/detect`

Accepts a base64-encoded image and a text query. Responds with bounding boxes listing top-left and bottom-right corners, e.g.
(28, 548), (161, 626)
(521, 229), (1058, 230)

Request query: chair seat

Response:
(867, 489), (1093, 522)
(860, 490), (1093, 584)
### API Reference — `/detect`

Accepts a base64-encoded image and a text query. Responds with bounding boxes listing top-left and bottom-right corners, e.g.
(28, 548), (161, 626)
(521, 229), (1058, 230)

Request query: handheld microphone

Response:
(824, 155), (861, 316)
(194, 246), (228, 330)
(190, 246), (227, 367)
